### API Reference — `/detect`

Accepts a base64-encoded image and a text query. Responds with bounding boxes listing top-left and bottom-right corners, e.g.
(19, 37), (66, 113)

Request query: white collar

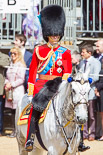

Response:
(86, 56), (92, 62)
(20, 47), (25, 57)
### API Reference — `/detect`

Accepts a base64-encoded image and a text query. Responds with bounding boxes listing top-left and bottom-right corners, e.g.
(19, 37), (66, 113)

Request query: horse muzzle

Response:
(76, 116), (87, 125)
(75, 103), (88, 125)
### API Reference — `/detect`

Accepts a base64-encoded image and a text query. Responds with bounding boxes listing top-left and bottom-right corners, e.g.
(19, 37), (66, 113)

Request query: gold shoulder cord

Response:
(36, 46), (55, 73)
(60, 44), (68, 50)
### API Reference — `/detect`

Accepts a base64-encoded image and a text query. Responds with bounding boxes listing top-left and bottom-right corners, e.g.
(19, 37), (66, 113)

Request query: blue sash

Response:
(39, 46), (67, 75)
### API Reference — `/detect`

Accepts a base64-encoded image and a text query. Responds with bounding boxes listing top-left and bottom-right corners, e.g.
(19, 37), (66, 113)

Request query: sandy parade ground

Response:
(1, 110), (103, 155)
(0, 132), (103, 155)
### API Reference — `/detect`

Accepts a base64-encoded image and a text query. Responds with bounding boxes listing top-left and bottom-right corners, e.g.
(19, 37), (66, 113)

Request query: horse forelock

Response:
(74, 72), (88, 81)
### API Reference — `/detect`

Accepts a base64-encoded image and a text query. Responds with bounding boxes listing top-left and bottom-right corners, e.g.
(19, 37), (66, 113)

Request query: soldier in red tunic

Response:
(25, 5), (72, 152)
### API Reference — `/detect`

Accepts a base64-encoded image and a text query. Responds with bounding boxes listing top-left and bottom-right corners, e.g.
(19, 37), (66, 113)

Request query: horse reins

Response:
(52, 99), (79, 155)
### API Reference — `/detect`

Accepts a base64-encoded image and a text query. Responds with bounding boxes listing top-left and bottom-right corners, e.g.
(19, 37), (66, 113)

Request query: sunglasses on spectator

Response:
(10, 52), (17, 56)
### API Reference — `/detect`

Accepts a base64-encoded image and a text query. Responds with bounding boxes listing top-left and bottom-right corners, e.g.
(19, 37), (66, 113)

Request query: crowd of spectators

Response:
(71, 41), (103, 151)
(77, 41), (103, 143)
(1, 34), (103, 155)
(1, 2), (103, 152)
(0, 34), (33, 137)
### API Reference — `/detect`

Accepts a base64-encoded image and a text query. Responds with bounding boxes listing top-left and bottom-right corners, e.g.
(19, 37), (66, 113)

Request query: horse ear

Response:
(72, 65), (77, 76)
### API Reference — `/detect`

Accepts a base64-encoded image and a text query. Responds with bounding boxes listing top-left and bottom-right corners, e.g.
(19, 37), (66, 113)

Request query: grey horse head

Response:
(71, 70), (90, 124)
(62, 70), (91, 125)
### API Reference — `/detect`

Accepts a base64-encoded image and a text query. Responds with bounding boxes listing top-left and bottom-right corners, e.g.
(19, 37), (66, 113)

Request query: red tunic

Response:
(28, 44), (72, 96)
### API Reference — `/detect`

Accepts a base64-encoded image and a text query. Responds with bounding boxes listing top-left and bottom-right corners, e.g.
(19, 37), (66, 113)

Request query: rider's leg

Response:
(25, 105), (42, 152)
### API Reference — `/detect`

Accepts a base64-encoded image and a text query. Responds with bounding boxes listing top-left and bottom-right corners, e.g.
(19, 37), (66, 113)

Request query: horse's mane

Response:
(32, 77), (62, 112)
(58, 80), (69, 96)
(55, 80), (73, 122)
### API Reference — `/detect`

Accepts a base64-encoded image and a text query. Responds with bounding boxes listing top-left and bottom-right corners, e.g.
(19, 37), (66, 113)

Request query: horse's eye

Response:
(72, 89), (75, 94)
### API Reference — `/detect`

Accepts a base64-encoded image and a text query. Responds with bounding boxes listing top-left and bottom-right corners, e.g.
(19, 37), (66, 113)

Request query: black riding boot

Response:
(78, 127), (90, 152)
(25, 108), (42, 152)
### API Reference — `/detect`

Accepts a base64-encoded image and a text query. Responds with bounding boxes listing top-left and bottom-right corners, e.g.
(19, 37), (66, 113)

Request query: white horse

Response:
(15, 71), (91, 155)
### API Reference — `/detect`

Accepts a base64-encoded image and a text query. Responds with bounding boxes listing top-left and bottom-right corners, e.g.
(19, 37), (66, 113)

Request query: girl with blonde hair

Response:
(10, 47), (26, 67)
(5, 47), (26, 137)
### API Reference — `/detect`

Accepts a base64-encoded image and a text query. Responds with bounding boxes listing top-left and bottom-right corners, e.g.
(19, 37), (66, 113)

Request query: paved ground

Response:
(82, 139), (103, 155)
(0, 135), (19, 155)
(0, 134), (103, 155)
(1, 109), (103, 155)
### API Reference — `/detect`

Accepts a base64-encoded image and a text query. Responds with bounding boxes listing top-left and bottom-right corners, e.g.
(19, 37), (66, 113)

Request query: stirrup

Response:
(25, 139), (33, 152)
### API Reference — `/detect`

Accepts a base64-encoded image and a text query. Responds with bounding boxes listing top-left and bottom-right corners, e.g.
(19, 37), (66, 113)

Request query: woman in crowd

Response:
(5, 47), (26, 137)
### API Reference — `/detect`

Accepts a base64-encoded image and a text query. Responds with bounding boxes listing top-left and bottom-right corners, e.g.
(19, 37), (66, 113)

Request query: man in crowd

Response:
(79, 44), (101, 141)
(71, 50), (90, 151)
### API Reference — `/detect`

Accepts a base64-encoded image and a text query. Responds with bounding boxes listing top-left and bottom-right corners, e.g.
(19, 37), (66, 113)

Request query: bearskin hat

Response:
(40, 5), (66, 42)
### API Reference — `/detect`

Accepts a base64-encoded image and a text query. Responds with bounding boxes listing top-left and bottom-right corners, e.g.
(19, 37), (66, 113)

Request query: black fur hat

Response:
(40, 5), (66, 42)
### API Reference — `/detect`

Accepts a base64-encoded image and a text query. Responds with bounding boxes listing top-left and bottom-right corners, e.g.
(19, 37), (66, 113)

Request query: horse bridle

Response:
(70, 80), (89, 108)
(52, 79), (89, 154)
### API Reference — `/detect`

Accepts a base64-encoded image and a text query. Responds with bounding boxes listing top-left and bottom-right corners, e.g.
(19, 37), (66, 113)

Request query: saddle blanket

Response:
(17, 100), (51, 125)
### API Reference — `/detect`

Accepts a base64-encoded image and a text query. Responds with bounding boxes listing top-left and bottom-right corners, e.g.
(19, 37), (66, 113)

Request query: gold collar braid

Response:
(36, 46), (56, 73)
(47, 42), (59, 49)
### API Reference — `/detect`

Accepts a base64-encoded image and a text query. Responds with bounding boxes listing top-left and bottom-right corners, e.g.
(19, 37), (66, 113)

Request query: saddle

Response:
(17, 77), (62, 125)
(17, 100), (52, 125)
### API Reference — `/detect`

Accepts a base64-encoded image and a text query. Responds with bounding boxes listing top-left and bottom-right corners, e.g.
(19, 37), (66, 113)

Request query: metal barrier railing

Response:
(0, 14), (22, 43)
(0, 0), (103, 49)
(0, 0), (77, 48)
(76, 0), (103, 33)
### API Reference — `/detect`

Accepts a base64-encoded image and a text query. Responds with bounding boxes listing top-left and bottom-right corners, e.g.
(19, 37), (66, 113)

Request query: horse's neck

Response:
(54, 83), (77, 139)
(61, 85), (77, 138)
(55, 82), (73, 125)
(52, 81), (68, 122)
(60, 83), (74, 127)
(44, 82), (76, 139)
